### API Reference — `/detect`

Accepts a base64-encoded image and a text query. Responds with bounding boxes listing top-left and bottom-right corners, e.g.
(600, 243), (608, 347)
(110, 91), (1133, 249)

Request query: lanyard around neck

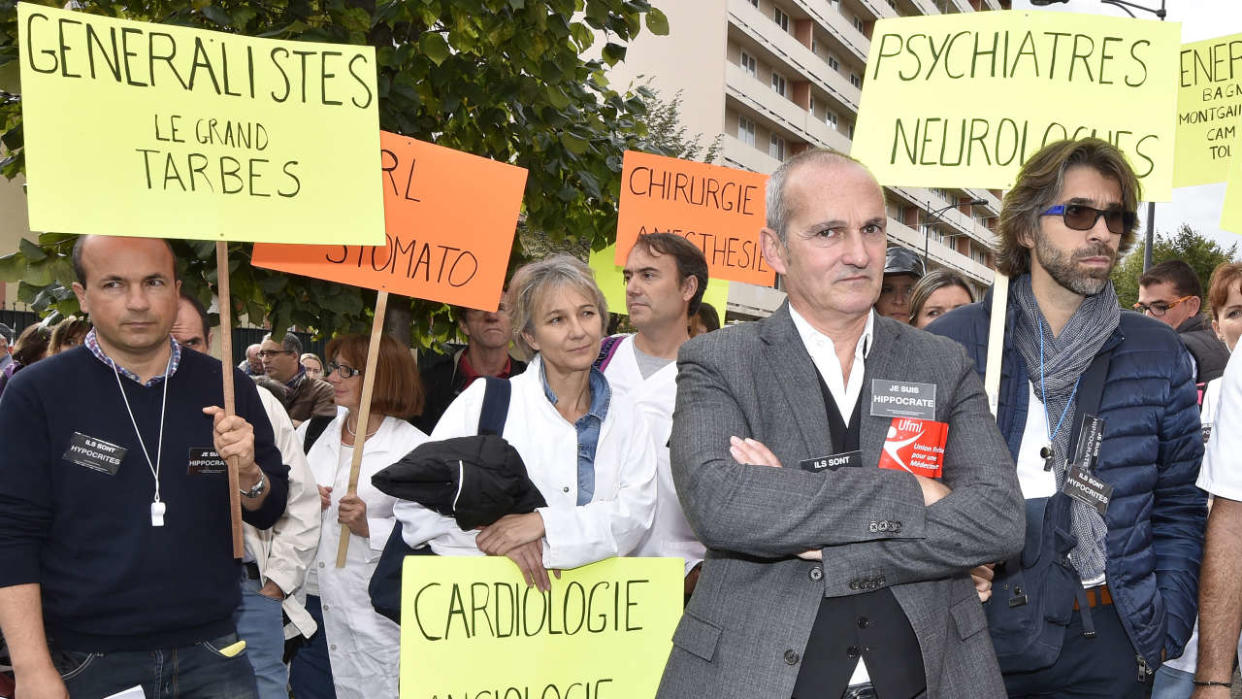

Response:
(112, 353), (172, 508)
(1039, 321), (1081, 446)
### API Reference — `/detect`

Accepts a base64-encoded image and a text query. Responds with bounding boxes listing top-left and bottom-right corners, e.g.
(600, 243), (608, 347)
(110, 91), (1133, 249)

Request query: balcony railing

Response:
(788, 0), (870, 63)
(720, 133), (784, 174)
(725, 64), (854, 154)
(728, 0), (862, 114)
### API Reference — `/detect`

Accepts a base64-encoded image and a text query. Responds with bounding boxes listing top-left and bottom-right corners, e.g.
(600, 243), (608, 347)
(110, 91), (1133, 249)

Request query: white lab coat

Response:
(245, 386), (321, 640)
(298, 415), (428, 699)
(603, 335), (706, 575)
(394, 355), (657, 569)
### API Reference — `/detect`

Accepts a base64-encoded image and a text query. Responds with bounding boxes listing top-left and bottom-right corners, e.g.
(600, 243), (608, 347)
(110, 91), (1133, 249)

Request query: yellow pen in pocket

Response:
(217, 640), (247, 658)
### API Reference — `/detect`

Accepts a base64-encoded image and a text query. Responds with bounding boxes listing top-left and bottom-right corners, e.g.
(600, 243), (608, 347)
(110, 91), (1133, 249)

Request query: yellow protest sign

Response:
(851, 11), (1180, 201)
(400, 557), (683, 699)
(1222, 132), (1242, 235)
(1174, 33), (1242, 187)
(589, 244), (729, 322)
(17, 2), (383, 244)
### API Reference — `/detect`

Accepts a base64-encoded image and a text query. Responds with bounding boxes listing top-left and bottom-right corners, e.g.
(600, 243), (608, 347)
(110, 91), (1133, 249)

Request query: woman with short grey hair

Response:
(394, 253), (657, 589)
(505, 254), (609, 359)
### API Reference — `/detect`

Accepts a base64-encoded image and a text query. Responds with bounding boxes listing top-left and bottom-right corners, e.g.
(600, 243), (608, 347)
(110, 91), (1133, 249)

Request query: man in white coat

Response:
(171, 294), (321, 699)
(603, 233), (710, 597)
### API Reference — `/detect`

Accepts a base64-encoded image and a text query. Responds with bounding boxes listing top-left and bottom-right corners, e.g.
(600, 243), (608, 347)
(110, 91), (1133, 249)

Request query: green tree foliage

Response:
(1111, 224), (1238, 310)
(0, 0), (670, 343)
(640, 87), (722, 164)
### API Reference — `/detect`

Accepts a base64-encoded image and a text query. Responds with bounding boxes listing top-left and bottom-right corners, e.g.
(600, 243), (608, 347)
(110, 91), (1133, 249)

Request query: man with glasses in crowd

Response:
(1137, 260), (1229, 387)
(259, 333), (335, 426)
(930, 138), (1205, 697)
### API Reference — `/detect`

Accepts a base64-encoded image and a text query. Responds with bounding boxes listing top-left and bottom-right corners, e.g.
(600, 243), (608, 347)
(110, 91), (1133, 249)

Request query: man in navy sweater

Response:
(0, 235), (290, 698)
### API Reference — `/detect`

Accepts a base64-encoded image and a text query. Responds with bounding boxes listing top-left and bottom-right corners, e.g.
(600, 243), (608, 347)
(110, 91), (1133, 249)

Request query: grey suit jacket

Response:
(657, 304), (1024, 699)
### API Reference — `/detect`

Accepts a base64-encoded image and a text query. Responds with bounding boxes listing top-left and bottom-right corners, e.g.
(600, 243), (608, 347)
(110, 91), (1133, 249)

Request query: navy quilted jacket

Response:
(927, 281), (1207, 665)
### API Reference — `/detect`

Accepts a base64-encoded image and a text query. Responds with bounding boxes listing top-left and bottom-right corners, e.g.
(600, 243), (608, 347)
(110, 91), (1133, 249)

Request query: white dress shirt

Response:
(789, 306), (875, 684)
(789, 306), (874, 426)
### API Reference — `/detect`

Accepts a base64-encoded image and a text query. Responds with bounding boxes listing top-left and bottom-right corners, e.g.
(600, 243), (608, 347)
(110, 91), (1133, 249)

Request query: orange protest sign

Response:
(615, 151), (775, 286)
(251, 132), (527, 311)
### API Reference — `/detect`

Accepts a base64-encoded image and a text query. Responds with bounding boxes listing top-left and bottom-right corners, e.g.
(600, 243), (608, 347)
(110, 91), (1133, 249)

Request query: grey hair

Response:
(262, 331), (303, 355)
(765, 149), (872, 244)
(505, 254), (608, 361)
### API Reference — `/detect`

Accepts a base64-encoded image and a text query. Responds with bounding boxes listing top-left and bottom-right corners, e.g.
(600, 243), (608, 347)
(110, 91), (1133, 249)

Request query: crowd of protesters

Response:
(0, 137), (1239, 699)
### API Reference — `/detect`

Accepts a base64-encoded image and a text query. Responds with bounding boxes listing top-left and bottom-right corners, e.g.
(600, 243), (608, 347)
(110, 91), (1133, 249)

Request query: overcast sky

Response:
(1010, 0), (1242, 254)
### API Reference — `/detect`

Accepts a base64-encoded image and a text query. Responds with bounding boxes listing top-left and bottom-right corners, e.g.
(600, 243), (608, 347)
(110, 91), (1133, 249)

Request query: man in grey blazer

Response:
(658, 150), (1024, 699)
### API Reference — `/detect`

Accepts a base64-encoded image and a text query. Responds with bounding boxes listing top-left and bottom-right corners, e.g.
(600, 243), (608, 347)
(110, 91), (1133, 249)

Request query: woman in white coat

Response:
(292, 333), (428, 699)
(394, 254), (657, 590)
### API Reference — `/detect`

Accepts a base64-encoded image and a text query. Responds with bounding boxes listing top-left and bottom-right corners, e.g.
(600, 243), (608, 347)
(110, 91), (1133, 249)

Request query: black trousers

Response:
(1003, 604), (1147, 698)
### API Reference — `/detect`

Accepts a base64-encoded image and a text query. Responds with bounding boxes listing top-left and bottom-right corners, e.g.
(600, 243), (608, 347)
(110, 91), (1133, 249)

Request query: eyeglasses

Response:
(1133, 296), (1194, 317)
(257, 349), (294, 359)
(325, 361), (363, 379)
(1040, 204), (1136, 235)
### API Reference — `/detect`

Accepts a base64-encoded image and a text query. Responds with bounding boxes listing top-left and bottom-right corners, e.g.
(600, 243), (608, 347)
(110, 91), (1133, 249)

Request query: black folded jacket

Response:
(372, 434), (547, 531)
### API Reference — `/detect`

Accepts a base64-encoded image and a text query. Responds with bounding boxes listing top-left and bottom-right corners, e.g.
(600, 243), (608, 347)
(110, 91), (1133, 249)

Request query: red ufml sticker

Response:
(876, 417), (949, 478)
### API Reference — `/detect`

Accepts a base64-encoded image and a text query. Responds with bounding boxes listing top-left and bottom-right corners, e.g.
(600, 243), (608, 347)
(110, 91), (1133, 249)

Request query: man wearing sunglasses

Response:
(1137, 260), (1229, 387)
(929, 138), (1205, 697)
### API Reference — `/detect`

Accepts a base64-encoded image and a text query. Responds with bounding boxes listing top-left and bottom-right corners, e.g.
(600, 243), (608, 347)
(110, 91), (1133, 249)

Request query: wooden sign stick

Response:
(337, 289), (390, 567)
(215, 242), (246, 559)
(984, 271), (1010, 418)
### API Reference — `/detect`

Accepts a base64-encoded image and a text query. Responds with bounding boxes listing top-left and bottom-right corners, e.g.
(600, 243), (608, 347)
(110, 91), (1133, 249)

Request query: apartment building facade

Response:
(611, 0), (1011, 315)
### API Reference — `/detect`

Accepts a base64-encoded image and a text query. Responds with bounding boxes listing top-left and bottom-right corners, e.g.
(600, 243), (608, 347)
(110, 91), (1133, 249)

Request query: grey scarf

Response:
(1011, 275), (1119, 582)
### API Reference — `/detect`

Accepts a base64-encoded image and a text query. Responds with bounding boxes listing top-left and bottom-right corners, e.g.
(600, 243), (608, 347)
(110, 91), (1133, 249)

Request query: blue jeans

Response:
(288, 594), (336, 699)
(1150, 664), (1195, 699)
(234, 576), (289, 699)
(52, 631), (258, 699)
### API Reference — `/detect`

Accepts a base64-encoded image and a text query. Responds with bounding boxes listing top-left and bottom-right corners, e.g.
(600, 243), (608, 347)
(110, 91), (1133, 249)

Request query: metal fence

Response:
(0, 304), (36, 340)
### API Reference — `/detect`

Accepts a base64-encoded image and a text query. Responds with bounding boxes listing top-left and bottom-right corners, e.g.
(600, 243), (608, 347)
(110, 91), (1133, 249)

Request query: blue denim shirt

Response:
(541, 363), (611, 506)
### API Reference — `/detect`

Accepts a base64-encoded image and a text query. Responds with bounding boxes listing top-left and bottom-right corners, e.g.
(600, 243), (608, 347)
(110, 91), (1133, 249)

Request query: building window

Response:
(771, 71), (787, 97)
(769, 134), (787, 161)
(848, 124), (855, 139)
(853, 16), (865, 33)
(971, 247), (988, 265)
(749, 0), (759, 6)
(773, 7), (790, 31)
(809, 95), (816, 113)
(828, 55), (840, 71)
(740, 51), (757, 77)
(849, 72), (862, 88)
(739, 116), (757, 146)
(829, 0), (842, 10)
(826, 110), (838, 127)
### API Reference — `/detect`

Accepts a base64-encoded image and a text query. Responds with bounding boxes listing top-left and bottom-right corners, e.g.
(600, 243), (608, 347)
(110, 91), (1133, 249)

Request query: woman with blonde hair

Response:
(908, 269), (974, 329)
(394, 254), (656, 589)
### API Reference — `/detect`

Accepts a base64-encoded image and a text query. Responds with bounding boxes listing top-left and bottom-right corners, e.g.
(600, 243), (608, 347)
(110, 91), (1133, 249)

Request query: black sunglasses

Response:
(1040, 204), (1136, 235)
(325, 361), (363, 379)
